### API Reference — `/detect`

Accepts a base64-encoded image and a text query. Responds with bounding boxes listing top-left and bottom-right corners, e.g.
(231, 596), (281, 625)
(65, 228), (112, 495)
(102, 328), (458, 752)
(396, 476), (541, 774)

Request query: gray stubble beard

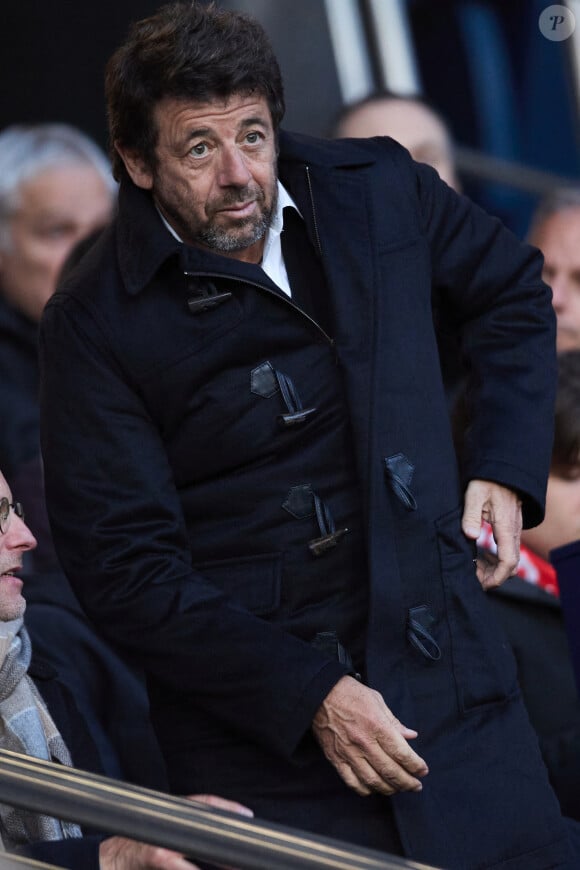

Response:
(197, 209), (271, 252)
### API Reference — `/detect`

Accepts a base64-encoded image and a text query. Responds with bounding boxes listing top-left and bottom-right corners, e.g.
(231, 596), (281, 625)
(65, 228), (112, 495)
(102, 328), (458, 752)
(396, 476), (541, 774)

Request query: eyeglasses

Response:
(0, 498), (25, 535)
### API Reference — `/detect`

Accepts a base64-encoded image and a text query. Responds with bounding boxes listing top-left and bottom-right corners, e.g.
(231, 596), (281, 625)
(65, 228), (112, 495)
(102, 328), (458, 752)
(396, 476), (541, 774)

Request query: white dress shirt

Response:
(157, 180), (300, 297)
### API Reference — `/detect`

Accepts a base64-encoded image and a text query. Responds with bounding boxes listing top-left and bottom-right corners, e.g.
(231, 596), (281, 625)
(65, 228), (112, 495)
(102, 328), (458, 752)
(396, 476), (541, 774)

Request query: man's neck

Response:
(155, 180), (299, 268)
(155, 200), (265, 264)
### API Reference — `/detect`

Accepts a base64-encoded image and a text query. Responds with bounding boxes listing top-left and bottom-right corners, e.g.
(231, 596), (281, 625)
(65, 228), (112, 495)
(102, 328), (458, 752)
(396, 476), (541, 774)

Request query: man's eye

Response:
(36, 225), (72, 240)
(245, 131), (261, 144)
(190, 143), (208, 157)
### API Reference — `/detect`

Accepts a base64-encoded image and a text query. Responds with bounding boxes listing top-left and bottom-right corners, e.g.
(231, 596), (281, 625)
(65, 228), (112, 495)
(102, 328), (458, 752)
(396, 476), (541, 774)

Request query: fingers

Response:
(374, 721), (427, 792)
(328, 726), (427, 796)
(334, 757), (373, 796)
(461, 480), (485, 540)
(142, 845), (198, 870)
(334, 754), (417, 798)
(483, 514), (520, 590)
(475, 538), (519, 589)
(150, 849), (200, 870)
(99, 836), (196, 870)
(187, 794), (254, 817)
(463, 479), (522, 589)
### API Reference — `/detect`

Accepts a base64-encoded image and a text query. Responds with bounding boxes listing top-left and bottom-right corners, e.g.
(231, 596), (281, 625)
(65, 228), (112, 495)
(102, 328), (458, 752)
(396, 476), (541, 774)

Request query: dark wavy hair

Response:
(105, 1), (285, 181)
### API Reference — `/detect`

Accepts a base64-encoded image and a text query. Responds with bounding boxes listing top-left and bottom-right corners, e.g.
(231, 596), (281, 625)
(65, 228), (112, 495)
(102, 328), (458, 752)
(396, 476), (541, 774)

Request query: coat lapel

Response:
(279, 134), (377, 508)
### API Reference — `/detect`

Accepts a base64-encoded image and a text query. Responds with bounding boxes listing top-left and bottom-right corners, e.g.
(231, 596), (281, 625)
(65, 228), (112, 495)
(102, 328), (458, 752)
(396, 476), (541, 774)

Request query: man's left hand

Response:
(98, 795), (253, 869)
(461, 480), (522, 590)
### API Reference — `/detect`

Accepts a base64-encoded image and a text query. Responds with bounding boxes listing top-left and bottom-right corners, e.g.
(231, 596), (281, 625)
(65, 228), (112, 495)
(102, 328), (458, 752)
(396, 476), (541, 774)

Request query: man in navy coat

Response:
(39, 2), (572, 867)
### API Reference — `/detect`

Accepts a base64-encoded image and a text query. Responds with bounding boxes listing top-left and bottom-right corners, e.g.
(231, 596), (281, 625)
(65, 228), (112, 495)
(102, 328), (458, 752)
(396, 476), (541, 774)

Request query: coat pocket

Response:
(436, 506), (519, 714)
(193, 552), (282, 616)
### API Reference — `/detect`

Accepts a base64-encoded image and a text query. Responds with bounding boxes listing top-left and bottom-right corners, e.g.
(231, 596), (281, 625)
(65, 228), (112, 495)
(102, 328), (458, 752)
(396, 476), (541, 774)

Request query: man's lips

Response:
(216, 200), (257, 217)
(0, 575), (23, 592)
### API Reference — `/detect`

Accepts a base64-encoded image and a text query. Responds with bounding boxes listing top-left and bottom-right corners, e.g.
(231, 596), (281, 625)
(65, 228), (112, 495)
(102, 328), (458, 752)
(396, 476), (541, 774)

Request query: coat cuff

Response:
(284, 659), (351, 757)
(462, 460), (546, 528)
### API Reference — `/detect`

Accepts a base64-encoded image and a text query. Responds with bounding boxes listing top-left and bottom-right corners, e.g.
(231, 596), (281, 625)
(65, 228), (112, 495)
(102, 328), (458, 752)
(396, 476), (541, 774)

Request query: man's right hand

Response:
(312, 676), (429, 796)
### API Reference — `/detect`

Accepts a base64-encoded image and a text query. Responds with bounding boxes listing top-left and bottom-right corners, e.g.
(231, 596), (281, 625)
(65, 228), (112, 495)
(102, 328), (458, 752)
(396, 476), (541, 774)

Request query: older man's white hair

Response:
(0, 124), (116, 251)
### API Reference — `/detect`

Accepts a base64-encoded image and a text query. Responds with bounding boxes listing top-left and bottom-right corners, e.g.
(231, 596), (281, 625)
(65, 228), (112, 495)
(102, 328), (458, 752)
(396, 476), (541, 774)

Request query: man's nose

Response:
(6, 514), (37, 553)
(217, 146), (252, 187)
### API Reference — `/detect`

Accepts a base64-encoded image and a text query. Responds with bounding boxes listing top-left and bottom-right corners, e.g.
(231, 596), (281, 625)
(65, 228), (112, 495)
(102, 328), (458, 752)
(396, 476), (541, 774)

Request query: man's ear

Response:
(114, 143), (154, 190)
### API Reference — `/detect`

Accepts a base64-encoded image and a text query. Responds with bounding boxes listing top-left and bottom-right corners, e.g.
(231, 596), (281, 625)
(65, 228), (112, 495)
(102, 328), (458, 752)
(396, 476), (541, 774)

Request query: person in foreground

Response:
(0, 470), (251, 869)
(39, 2), (572, 867)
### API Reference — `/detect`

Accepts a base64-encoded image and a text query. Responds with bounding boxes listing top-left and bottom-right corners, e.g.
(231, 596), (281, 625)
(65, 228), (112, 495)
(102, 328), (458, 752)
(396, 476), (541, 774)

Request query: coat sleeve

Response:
(17, 834), (103, 870)
(39, 294), (348, 761)
(411, 155), (557, 527)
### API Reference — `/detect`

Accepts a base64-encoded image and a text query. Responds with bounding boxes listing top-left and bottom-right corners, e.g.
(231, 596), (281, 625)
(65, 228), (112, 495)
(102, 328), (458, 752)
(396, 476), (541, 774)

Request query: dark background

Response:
(0, 0), (342, 150)
(2, 0), (579, 234)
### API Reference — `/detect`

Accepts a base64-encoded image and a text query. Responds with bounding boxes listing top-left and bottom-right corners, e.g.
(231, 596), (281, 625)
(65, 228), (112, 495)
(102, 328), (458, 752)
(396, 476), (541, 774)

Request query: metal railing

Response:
(0, 856), (58, 869)
(0, 749), (441, 870)
(455, 145), (579, 196)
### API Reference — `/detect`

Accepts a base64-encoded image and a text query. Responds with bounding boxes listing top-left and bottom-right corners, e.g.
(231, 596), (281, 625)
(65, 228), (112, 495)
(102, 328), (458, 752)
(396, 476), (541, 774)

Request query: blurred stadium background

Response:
(2, 1), (579, 234)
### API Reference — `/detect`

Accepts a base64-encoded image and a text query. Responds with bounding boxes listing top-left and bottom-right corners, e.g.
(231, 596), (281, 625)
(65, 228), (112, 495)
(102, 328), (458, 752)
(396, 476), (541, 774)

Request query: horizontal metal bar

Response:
(0, 854), (59, 869)
(0, 750), (440, 870)
(455, 145), (579, 195)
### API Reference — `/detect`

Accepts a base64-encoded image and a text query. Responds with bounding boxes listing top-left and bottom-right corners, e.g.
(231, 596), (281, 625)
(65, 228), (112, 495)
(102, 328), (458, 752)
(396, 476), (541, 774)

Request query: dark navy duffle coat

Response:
(39, 131), (570, 868)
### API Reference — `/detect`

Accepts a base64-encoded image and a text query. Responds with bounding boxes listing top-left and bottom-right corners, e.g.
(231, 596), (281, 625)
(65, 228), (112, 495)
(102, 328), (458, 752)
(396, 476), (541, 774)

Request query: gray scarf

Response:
(0, 618), (81, 849)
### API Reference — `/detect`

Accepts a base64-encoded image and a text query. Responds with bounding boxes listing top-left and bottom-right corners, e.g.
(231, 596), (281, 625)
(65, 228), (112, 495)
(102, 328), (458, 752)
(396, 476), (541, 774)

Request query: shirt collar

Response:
(157, 206), (182, 242)
(272, 180), (301, 233)
(117, 172), (305, 297)
(155, 180), (300, 247)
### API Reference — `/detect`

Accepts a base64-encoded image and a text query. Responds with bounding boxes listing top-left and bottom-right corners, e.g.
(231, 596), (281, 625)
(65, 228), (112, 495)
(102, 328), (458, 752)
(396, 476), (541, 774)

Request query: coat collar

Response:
(115, 130), (377, 296)
(277, 128), (379, 169)
(115, 182), (182, 296)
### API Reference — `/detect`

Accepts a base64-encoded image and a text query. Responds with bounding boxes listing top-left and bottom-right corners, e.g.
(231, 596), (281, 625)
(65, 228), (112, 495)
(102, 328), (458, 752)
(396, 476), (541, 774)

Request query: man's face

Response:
(0, 164), (113, 323)
(336, 99), (459, 192)
(118, 93), (278, 264)
(522, 466), (580, 561)
(0, 472), (36, 621)
(529, 208), (580, 352)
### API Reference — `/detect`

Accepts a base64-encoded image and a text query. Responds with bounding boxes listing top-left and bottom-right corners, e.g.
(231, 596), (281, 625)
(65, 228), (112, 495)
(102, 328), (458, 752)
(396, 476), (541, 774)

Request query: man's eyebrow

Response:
(184, 116), (269, 142)
(184, 127), (212, 143)
(239, 116), (270, 129)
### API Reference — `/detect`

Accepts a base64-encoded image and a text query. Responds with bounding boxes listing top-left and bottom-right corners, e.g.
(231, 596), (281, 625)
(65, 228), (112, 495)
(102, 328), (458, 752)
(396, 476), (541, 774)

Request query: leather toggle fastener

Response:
(282, 485), (349, 556)
(308, 527), (349, 556)
(275, 370), (316, 428)
(407, 605), (441, 661)
(384, 453), (417, 511)
(186, 278), (232, 314)
(279, 409), (317, 427)
(308, 490), (349, 557)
